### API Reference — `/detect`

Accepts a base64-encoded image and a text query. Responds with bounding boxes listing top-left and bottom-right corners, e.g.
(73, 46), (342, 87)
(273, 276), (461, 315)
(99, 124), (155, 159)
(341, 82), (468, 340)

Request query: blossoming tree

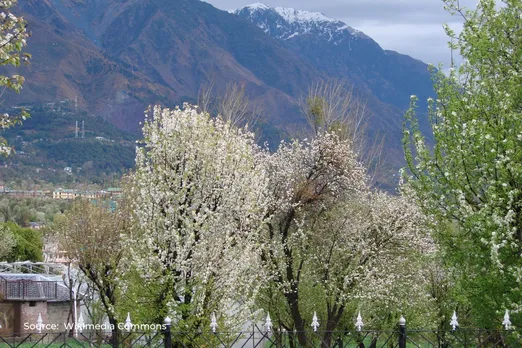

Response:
(0, 223), (15, 259)
(0, 0), (30, 155)
(130, 103), (430, 343)
(403, 0), (522, 325)
(260, 132), (428, 346)
(131, 105), (269, 330)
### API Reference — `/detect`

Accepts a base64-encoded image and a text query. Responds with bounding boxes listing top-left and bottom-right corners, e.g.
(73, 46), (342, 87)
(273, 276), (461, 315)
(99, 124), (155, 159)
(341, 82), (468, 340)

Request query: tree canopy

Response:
(1, 221), (43, 262)
(124, 103), (429, 345)
(403, 0), (522, 325)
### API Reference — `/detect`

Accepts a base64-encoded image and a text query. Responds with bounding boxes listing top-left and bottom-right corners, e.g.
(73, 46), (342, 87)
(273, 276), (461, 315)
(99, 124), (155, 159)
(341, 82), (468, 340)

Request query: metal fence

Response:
(0, 330), (164, 347)
(0, 278), (58, 301)
(1, 326), (522, 347)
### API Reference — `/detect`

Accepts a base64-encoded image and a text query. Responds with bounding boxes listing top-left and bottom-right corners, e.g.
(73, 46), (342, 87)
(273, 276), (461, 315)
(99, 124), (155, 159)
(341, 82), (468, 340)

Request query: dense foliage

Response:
(0, 221), (43, 262)
(403, 0), (522, 327)
(0, 197), (71, 226)
(120, 104), (430, 345)
(0, 104), (137, 184)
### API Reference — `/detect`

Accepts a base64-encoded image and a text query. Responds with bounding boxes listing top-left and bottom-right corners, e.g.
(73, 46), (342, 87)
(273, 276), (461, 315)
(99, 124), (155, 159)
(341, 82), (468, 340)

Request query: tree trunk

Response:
(109, 316), (119, 348)
(321, 306), (344, 348)
(321, 319), (338, 348)
(285, 291), (308, 347)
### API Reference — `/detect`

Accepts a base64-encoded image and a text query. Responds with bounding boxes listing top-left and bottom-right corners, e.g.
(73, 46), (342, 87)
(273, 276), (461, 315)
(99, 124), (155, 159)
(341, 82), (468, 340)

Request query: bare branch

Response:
(217, 82), (262, 129)
(197, 78), (216, 115)
(300, 79), (385, 184)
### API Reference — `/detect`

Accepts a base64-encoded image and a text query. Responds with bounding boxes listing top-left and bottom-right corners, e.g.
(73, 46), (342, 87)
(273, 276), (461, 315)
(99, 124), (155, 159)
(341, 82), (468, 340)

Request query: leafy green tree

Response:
(2, 221), (43, 261)
(0, 223), (15, 260)
(55, 198), (133, 341)
(403, 0), (522, 326)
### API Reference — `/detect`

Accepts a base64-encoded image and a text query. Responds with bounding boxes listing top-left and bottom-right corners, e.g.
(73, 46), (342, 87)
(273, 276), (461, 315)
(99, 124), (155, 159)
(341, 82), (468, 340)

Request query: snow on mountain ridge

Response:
(242, 2), (271, 11)
(272, 6), (337, 24)
(234, 3), (364, 43)
(239, 3), (338, 25)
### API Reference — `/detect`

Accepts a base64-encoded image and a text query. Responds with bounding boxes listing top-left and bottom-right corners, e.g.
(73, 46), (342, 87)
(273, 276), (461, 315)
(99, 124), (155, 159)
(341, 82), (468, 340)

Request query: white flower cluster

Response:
(130, 106), (430, 331)
(0, 0), (30, 155)
(131, 105), (270, 329)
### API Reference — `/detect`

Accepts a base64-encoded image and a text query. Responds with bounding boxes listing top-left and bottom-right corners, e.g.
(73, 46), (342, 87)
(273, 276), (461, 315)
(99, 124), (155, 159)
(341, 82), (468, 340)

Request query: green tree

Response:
(54, 199), (133, 342)
(403, 0), (522, 326)
(0, 223), (15, 260)
(0, 0), (31, 155)
(2, 221), (43, 261)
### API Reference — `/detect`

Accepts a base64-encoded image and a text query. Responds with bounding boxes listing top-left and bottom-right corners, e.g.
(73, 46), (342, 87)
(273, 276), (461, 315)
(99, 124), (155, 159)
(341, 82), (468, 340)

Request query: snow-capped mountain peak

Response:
(233, 3), (365, 44)
(272, 7), (337, 24)
(242, 2), (271, 11)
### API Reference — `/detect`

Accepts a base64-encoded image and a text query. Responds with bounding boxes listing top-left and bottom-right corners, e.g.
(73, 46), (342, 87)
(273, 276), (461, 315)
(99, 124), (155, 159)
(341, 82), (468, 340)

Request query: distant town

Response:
(0, 186), (122, 200)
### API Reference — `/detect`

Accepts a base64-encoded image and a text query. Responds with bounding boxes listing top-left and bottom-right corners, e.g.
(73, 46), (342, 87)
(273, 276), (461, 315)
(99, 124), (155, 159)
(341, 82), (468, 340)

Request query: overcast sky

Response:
(205, 0), (479, 68)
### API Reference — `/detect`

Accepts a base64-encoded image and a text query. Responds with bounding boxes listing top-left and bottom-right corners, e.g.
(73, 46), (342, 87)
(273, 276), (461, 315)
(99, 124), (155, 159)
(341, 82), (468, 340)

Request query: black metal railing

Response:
(0, 278), (58, 301)
(1, 327), (521, 347)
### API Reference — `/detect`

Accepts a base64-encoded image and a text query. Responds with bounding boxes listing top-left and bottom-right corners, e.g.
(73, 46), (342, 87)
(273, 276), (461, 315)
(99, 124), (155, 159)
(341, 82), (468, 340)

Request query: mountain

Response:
(2, 0), (435, 186)
(233, 3), (434, 111)
(6, 0), (178, 133)
(8, 0), (326, 134)
(231, 3), (436, 175)
(0, 103), (137, 185)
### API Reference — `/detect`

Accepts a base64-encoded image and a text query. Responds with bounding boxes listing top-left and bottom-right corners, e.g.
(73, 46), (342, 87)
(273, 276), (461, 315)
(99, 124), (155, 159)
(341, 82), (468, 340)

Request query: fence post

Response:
(164, 317), (172, 348)
(112, 327), (118, 348)
(398, 316), (406, 348)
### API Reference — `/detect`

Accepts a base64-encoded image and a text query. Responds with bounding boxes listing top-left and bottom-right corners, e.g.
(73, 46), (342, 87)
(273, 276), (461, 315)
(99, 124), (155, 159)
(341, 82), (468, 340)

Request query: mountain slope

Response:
(232, 3), (435, 174)
(10, 0), (327, 133)
(233, 3), (434, 111)
(4, 0), (436, 185)
(7, 0), (179, 132)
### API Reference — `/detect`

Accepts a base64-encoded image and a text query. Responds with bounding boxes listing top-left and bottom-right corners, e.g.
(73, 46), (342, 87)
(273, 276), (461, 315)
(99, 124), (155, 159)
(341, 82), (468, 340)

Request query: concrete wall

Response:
(1, 301), (75, 335)
(47, 302), (72, 328)
(0, 303), (15, 335)
(20, 301), (48, 331)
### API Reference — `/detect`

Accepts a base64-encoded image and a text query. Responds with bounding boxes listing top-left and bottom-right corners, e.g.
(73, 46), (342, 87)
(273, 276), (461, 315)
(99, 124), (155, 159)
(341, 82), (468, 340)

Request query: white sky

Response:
(205, 0), (479, 67)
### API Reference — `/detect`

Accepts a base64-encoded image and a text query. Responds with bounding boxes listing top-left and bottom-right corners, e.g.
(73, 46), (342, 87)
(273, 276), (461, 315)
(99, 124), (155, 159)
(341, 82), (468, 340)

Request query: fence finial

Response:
(77, 312), (85, 333)
(311, 312), (320, 332)
(124, 312), (132, 332)
(164, 316), (172, 326)
(503, 310), (512, 330)
(355, 311), (364, 332)
(37, 313), (43, 333)
(210, 312), (218, 333)
(265, 313), (273, 332)
(450, 311), (458, 331)
(399, 316), (406, 326)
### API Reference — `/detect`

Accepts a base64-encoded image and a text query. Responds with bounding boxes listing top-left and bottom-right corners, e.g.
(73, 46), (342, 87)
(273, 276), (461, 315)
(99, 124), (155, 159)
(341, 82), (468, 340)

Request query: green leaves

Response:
(0, 223), (15, 260)
(0, 0), (30, 155)
(403, 0), (522, 327)
(1, 221), (43, 262)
